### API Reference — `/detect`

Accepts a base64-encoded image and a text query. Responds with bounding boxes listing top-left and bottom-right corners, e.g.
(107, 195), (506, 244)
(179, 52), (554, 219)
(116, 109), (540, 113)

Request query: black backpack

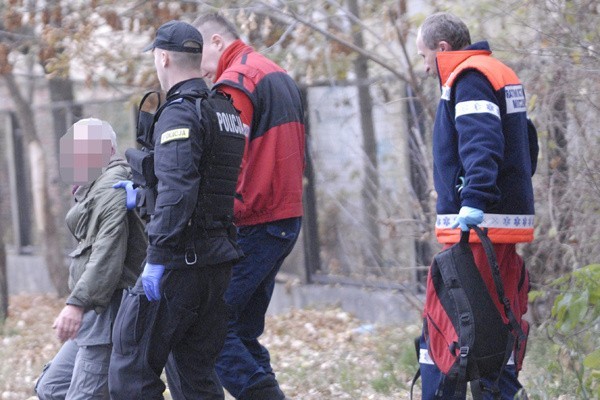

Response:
(412, 226), (527, 399)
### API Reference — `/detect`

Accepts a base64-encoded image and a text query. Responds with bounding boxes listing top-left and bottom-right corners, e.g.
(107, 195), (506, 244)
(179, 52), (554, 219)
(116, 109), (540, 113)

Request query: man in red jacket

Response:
(168, 13), (305, 400)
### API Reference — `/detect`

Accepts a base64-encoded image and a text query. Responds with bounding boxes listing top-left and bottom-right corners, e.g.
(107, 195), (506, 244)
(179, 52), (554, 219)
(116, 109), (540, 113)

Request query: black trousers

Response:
(109, 263), (232, 400)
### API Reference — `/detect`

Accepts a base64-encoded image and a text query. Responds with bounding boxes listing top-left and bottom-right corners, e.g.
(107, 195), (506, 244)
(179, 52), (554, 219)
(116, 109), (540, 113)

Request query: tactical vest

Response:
(191, 91), (246, 236)
(127, 89), (245, 238)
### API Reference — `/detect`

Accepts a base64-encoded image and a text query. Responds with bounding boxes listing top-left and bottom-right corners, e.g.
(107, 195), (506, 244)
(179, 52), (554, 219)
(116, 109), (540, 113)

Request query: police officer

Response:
(109, 20), (245, 400)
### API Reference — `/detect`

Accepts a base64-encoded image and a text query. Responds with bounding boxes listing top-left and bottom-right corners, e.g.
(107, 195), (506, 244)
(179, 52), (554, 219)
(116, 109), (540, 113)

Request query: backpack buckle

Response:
(460, 346), (470, 357)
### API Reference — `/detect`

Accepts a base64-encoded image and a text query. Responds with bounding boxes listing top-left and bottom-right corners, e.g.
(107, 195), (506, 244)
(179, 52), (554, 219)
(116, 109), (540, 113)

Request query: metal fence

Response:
(1, 81), (432, 294)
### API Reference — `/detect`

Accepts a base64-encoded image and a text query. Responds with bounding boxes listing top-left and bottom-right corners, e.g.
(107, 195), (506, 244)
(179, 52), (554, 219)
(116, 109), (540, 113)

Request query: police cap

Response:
(143, 20), (203, 53)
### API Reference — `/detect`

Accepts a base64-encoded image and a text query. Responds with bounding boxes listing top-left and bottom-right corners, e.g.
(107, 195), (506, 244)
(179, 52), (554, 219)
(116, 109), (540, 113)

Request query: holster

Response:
(125, 147), (158, 218)
(125, 148), (157, 187)
(138, 187), (157, 219)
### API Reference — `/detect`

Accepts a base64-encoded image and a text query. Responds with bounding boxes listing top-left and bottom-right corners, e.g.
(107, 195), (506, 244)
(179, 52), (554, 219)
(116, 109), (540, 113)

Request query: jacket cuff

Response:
(147, 245), (171, 264)
(462, 197), (487, 212)
(66, 296), (85, 308)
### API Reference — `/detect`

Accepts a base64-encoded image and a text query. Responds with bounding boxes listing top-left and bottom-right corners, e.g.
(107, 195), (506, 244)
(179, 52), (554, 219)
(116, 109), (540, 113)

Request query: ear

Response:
(211, 33), (224, 50)
(160, 50), (169, 67)
(438, 41), (452, 52)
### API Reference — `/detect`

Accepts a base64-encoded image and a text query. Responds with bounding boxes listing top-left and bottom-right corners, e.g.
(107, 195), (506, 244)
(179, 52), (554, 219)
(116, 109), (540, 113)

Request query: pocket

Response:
(155, 139), (192, 172)
(266, 219), (299, 242)
(34, 362), (52, 394)
(154, 190), (184, 234)
(66, 200), (90, 240)
(237, 225), (258, 239)
(425, 313), (456, 375)
(162, 293), (198, 345)
(68, 243), (93, 287)
(76, 357), (109, 396)
(68, 243), (93, 258)
(156, 189), (183, 209)
(112, 289), (148, 356)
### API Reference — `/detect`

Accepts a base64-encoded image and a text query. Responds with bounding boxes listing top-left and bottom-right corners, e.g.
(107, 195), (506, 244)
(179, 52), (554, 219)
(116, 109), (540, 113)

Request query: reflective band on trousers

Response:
(419, 348), (515, 366)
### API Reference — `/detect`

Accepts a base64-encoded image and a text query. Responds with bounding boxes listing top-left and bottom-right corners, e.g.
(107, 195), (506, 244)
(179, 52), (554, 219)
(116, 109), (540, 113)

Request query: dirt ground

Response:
(0, 294), (419, 400)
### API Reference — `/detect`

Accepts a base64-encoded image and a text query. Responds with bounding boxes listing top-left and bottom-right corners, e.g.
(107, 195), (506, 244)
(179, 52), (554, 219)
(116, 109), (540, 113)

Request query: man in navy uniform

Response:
(109, 20), (245, 400)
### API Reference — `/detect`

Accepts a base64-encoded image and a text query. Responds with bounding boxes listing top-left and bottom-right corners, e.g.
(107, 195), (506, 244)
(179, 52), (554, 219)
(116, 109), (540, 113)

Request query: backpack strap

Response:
(409, 368), (421, 400)
(471, 379), (484, 399)
(467, 226), (524, 400)
(410, 337), (421, 400)
(469, 226), (526, 341)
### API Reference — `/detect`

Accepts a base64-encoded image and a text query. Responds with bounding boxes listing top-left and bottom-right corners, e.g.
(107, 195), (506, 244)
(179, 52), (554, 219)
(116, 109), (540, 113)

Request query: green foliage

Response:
(370, 327), (416, 394)
(551, 264), (600, 331)
(538, 264), (600, 399)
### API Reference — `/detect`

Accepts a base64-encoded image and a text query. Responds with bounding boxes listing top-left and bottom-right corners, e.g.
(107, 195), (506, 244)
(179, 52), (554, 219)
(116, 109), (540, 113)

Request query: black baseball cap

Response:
(143, 20), (203, 53)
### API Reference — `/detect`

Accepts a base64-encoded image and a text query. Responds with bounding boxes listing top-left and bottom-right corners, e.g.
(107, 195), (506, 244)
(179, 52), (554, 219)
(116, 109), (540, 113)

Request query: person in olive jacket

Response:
(35, 118), (146, 400)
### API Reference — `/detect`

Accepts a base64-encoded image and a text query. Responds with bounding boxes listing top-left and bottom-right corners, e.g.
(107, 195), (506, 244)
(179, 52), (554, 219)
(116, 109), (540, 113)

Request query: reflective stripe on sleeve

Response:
(455, 100), (500, 120)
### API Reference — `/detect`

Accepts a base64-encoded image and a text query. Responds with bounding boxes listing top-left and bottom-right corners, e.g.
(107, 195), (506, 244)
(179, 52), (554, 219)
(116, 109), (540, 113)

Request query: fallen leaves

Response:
(0, 295), (416, 399)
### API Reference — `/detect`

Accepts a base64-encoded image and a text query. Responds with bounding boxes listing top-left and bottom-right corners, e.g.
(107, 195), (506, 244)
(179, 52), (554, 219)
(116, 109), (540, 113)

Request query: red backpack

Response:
(413, 226), (528, 399)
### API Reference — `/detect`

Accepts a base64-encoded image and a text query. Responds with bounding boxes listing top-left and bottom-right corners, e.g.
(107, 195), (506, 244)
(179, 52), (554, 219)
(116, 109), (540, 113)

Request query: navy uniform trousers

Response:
(109, 263), (232, 400)
(166, 217), (301, 400)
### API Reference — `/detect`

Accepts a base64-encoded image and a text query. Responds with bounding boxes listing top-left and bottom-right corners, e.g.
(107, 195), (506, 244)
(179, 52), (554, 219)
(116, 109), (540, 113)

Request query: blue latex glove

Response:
(141, 263), (165, 301)
(113, 180), (138, 211)
(451, 206), (484, 231)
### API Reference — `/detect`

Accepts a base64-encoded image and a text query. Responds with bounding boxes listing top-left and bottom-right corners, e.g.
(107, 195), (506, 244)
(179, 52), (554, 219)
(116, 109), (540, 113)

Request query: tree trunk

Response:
(347, 0), (383, 272)
(0, 233), (7, 324)
(549, 90), (569, 240)
(48, 77), (83, 152)
(406, 85), (435, 286)
(46, 77), (83, 258)
(2, 73), (70, 296)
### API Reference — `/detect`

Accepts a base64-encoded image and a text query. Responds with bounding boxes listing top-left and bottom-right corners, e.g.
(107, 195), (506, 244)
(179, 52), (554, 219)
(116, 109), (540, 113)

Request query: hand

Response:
(141, 263), (165, 301)
(52, 304), (84, 342)
(451, 206), (484, 231)
(113, 180), (138, 210)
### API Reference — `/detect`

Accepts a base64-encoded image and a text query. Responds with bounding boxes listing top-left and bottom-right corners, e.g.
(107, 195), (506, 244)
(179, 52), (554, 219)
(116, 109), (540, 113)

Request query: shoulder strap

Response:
(410, 337), (421, 400)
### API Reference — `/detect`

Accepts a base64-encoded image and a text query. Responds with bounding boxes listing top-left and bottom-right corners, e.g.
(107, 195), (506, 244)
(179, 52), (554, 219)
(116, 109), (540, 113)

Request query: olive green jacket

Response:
(66, 156), (146, 313)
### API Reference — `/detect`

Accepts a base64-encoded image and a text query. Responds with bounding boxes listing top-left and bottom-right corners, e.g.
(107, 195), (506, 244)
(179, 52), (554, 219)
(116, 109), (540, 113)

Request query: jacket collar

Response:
(166, 78), (208, 100)
(215, 39), (253, 82)
(73, 155), (127, 202)
(436, 41), (492, 86)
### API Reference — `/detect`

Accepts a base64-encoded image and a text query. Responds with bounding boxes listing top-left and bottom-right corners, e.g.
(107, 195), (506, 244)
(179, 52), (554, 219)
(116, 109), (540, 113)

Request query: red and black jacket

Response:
(214, 40), (306, 227)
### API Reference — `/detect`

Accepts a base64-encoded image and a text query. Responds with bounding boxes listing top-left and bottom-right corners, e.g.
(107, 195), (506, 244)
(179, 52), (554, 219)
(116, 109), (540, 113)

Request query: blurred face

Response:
(197, 28), (223, 84)
(59, 121), (113, 185)
(416, 29), (438, 78)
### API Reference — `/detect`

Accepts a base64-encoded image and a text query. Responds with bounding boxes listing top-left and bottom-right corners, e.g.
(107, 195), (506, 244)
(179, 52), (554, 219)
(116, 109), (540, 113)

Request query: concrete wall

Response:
(5, 251), (421, 326)
(6, 250), (57, 296)
(267, 276), (422, 326)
